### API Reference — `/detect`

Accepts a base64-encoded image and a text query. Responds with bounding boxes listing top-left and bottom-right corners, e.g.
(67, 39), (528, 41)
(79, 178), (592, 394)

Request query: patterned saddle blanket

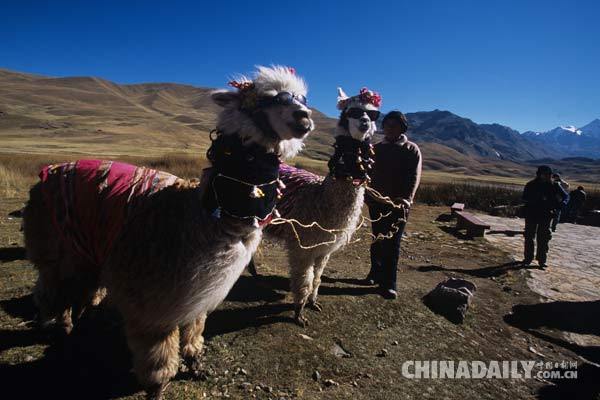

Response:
(39, 159), (180, 267)
(276, 163), (323, 216)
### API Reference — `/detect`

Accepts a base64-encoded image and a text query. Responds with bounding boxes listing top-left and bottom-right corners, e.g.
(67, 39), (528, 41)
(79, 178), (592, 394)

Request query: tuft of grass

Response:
(0, 164), (27, 197)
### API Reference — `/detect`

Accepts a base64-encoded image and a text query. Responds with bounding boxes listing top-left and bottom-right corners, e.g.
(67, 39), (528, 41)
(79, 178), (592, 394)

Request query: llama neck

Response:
(311, 176), (366, 228)
(204, 132), (280, 221)
(321, 176), (365, 208)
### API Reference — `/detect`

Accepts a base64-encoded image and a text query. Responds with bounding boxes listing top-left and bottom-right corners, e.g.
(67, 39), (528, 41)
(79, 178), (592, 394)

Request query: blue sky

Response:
(2, 0), (599, 132)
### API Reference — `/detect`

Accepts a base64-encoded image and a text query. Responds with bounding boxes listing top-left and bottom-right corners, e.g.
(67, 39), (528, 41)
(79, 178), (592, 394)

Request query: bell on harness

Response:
(204, 131), (281, 222)
(328, 135), (374, 183)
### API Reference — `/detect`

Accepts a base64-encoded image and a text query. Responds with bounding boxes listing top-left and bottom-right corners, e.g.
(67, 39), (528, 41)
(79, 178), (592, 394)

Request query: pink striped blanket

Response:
(39, 159), (180, 267)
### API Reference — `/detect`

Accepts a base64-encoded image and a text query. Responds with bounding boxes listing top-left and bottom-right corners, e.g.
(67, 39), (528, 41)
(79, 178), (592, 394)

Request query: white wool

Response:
(212, 65), (312, 159)
(253, 65), (307, 96)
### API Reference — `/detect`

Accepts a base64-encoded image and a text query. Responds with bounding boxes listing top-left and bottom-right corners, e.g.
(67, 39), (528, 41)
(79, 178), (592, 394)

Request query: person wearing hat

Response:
(551, 173), (570, 232)
(565, 185), (587, 223)
(522, 166), (569, 268)
(365, 110), (422, 299)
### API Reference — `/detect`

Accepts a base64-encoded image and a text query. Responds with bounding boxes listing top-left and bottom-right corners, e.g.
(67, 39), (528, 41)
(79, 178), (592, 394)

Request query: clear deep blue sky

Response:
(3, 0), (599, 132)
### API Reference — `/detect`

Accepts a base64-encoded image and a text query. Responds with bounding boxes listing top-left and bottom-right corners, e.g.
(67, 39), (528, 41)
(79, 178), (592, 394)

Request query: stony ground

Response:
(476, 214), (600, 303)
(477, 213), (600, 352)
(1, 194), (599, 399)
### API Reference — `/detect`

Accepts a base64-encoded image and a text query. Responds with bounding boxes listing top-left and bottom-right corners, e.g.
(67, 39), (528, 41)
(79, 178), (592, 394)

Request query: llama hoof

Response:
(294, 315), (309, 327)
(307, 301), (323, 312)
(62, 324), (73, 335)
(146, 382), (169, 400)
(181, 354), (204, 376)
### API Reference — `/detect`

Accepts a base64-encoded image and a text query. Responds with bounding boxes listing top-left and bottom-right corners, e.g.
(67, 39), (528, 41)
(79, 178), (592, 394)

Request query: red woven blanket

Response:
(39, 159), (179, 267)
(276, 163), (323, 216)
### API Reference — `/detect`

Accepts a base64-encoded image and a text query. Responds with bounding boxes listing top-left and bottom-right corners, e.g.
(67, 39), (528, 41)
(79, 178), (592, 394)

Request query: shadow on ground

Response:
(1, 273), (367, 397)
(417, 261), (536, 278)
(438, 225), (472, 240)
(0, 246), (27, 263)
(505, 300), (600, 399)
(0, 294), (136, 400)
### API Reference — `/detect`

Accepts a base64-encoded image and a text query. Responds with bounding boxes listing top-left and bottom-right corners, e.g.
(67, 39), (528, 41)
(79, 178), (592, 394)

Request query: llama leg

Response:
(180, 313), (207, 369)
(34, 264), (74, 334)
(289, 256), (315, 327)
(58, 306), (73, 335)
(308, 254), (330, 312)
(126, 323), (180, 400)
(71, 272), (102, 323)
(32, 264), (61, 329)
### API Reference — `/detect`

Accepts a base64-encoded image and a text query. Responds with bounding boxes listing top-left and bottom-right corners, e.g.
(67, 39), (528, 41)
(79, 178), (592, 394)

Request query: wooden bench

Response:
(455, 211), (490, 238)
(451, 203), (465, 215)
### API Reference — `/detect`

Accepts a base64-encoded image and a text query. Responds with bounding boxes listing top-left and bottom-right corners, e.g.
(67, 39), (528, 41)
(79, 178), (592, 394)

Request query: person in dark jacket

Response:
(551, 173), (570, 232)
(565, 186), (587, 223)
(522, 166), (569, 269)
(365, 111), (422, 299)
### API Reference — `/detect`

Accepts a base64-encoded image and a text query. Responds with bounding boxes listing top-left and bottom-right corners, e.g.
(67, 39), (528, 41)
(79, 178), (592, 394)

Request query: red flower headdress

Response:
(337, 87), (382, 110)
(358, 87), (382, 108)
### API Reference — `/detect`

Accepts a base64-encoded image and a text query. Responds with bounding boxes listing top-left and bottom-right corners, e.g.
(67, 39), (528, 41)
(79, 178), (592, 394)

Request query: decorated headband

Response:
(337, 87), (382, 110)
(228, 67), (297, 111)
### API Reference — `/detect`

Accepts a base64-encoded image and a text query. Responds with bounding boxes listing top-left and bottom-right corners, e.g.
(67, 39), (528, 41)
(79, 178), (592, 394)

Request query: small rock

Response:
(323, 379), (339, 387)
(312, 370), (321, 381)
(238, 368), (248, 376)
(377, 349), (389, 357)
(330, 342), (351, 358)
(299, 334), (313, 340)
(391, 340), (399, 346)
(24, 355), (34, 362)
(528, 346), (546, 358)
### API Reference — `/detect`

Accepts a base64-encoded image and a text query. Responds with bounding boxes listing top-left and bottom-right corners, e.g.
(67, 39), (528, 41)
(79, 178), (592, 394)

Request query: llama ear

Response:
(211, 91), (240, 108)
(337, 87), (349, 110)
(337, 87), (349, 102)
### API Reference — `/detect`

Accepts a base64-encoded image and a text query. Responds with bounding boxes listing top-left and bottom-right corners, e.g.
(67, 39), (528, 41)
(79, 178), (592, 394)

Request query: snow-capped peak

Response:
(559, 125), (582, 135)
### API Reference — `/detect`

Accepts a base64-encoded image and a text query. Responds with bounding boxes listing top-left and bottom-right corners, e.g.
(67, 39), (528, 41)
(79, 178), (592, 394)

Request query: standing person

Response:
(365, 111), (422, 299)
(551, 173), (570, 232)
(522, 166), (569, 269)
(566, 186), (587, 223)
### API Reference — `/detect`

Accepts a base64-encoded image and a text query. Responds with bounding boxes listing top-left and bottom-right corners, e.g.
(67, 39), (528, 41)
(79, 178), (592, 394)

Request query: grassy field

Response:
(2, 152), (598, 219)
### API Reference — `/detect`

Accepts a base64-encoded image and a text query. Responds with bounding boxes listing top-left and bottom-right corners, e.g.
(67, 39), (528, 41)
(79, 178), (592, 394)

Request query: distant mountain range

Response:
(403, 110), (557, 161)
(522, 119), (600, 159)
(392, 110), (600, 161)
(0, 67), (599, 182)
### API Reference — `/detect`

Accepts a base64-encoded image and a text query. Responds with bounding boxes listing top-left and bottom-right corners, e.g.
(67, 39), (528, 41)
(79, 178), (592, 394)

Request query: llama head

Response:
(211, 65), (314, 159)
(336, 87), (381, 141)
